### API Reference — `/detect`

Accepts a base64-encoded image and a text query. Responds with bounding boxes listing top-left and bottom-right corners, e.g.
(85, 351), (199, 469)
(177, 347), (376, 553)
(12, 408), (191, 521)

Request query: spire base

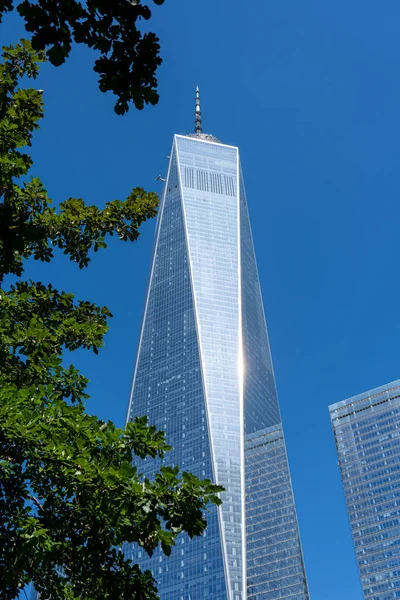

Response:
(187, 132), (221, 144)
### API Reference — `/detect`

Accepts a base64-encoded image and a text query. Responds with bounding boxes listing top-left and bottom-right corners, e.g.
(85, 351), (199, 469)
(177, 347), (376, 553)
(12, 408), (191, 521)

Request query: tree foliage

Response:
(0, 40), (223, 600)
(0, 0), (165, 114)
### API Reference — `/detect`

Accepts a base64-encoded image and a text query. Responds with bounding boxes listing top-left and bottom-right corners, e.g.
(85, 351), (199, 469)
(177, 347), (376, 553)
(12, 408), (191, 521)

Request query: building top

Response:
(186, 86), (221, 144)
(329, 378), (400, 416)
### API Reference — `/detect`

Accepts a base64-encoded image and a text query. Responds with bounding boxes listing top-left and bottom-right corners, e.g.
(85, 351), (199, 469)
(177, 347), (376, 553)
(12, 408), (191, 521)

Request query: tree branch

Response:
(28, 493), (45, 513)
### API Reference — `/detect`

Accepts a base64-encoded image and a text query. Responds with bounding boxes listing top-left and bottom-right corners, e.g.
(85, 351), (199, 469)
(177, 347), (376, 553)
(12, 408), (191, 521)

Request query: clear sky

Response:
(4, 1), (400, 598)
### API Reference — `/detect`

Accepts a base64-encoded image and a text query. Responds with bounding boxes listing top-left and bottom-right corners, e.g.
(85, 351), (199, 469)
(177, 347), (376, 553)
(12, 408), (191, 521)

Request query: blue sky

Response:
(4, 1), (400, 598)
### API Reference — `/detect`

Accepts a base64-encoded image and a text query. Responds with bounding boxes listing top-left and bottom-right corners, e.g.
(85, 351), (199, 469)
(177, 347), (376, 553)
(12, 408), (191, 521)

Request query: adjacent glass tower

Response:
(126, 91), (309, 600)
(329, 380), (400, 599)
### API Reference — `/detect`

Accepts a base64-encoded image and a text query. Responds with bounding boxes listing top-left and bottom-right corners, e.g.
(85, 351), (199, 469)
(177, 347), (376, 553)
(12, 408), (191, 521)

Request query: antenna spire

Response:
(194, 86), (202, 134)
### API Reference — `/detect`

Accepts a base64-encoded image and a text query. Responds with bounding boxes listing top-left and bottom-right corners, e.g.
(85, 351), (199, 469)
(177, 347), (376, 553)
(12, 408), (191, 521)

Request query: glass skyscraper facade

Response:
(329, 380), (400, 599)
(126, 117), (309, 599)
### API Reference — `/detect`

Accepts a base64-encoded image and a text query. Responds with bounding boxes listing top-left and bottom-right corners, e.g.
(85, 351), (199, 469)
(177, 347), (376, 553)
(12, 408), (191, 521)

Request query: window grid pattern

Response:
(183, 166), (236, 197)
(176, 135), (244, 599)
(127, 147), (227, 599)
(239, 171), (310, 600)
(127, 134), (309, 599)
(330, 381), (400, 599)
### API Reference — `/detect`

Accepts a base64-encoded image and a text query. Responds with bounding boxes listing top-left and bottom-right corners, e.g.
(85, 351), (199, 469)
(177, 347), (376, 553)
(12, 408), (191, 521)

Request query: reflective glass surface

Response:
(330, 380), (400, 599)
(127, 134), (309, 599)
(176, 135), (244, 599)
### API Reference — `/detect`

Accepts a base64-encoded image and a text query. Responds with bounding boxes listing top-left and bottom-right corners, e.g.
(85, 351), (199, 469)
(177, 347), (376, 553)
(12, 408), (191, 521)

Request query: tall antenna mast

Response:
(194, 86), (202, 134)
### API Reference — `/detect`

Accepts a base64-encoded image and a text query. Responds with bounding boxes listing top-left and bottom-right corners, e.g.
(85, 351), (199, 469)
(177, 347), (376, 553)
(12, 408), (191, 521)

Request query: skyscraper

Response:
(329, 380), (400, 599)
(126, 90), (309, 600)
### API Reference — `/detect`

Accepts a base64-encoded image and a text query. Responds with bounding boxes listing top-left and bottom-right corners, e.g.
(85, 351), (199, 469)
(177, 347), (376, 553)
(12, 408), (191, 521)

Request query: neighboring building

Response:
(125, 89), (309, 600)
(329, 380), (400, 599)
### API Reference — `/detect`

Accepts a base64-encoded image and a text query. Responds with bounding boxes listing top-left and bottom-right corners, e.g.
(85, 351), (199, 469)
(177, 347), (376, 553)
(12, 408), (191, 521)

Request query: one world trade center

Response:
(125, 90), (309, 600)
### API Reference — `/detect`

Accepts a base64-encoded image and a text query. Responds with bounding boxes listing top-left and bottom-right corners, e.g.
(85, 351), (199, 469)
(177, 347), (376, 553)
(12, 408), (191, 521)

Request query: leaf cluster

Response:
(1, 387), (222, 599)
(0, 0), (165, 114)
(0, 40), (159, 283)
